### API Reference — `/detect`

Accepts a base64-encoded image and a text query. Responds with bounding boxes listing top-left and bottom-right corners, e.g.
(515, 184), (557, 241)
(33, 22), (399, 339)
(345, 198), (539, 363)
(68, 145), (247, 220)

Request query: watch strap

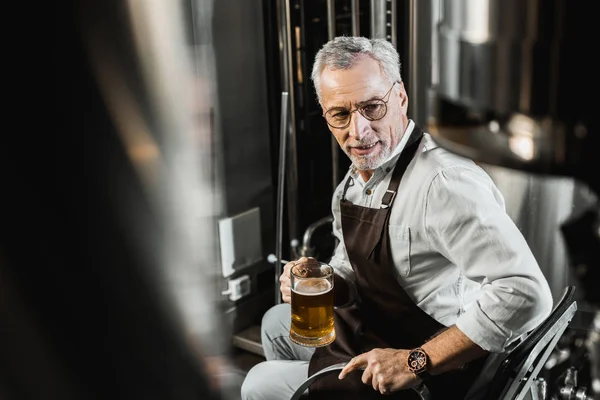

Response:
(416, 368), (432, 382)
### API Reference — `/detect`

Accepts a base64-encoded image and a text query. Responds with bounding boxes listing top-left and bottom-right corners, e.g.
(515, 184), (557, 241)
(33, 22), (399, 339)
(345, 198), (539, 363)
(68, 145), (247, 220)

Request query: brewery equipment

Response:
(428, 0), (598, 398)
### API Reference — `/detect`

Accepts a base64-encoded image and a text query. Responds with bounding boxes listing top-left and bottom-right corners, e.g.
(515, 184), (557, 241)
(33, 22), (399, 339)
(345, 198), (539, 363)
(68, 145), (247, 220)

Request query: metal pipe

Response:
(589, 311), (600, 396)
(408, 0), (417, 100)
(351, 0), (360, 36)
(532, 377), (547, 400)
(326, 0), (335, 40)
(431, 0), (441, 87)
(283, 0), (299, 257)
(370, 0), (387, 39)
(390, 0), (397, 47)
(275, 92), (289, 305)
(276, 0), (289, 92)
(370, 0), (376, 38)
(276, 0), (299, 259)
(327, 0), (339, 192)
(300, 216), (334, 257)
(407, 0), (433, 127)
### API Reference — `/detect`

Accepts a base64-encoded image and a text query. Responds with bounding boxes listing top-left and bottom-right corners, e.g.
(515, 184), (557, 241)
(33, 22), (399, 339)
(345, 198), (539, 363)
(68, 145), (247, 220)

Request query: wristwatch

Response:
(407, 348), (432, 382)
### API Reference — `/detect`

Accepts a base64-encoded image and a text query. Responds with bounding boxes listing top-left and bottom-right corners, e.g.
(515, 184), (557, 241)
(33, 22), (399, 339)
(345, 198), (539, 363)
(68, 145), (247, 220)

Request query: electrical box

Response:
(222, 275), (252, 302)
(218, 207), (263, 278)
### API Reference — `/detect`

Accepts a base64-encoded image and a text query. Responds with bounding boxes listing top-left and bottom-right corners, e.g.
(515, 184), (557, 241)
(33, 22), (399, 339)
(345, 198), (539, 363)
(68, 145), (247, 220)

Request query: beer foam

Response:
(293, 278), (332, 295)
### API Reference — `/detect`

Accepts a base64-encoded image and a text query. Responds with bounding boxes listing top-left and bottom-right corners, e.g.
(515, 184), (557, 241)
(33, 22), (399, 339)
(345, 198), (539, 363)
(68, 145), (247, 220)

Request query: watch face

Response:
(407, 348), (427, 373)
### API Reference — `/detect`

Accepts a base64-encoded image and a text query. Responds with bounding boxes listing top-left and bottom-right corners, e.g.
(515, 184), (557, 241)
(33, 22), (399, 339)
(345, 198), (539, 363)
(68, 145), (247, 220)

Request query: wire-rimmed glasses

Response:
(323, 81), (399, 129)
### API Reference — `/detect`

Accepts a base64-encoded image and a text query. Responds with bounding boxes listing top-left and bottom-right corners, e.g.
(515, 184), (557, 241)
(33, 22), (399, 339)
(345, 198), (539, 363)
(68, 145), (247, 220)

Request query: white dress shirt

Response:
(328, 120), (553, 355)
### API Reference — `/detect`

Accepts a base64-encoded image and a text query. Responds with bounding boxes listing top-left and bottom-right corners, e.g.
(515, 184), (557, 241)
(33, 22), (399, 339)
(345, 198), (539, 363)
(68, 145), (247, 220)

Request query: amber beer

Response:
(289, 262), (335, 347)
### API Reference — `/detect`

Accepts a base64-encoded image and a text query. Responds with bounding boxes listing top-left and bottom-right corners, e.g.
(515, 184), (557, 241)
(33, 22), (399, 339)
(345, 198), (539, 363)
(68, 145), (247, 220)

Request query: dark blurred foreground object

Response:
(1, 0), (225, 399)
(428, 0), (598, 398)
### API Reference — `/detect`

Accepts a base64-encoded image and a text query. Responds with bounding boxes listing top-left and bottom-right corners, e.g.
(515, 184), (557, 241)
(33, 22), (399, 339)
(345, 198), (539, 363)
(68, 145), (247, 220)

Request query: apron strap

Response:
(341, 175), (355, 201)
(380, 127), (424, 209)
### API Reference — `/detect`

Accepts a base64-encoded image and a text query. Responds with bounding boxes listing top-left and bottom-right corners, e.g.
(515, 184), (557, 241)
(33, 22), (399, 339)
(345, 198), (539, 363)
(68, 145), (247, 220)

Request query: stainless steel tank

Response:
(428, 0), (598, 395)
(428, 0), (599, 304)
(429, 0), (596, 192)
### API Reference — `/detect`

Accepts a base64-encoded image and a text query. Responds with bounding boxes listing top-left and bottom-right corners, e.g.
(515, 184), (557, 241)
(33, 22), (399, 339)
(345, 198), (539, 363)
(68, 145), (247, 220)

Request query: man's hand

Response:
(280, 257), (316, 303)
(338, 348), (420, 395)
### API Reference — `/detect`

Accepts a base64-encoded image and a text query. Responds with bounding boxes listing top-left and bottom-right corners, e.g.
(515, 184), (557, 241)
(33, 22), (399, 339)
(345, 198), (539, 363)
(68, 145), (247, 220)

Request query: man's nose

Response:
(348, 111), (370, 140)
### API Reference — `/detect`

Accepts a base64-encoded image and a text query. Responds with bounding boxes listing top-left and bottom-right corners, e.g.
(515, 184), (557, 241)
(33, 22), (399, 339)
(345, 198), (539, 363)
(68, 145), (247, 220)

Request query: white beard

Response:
(346, 142), (392, 171)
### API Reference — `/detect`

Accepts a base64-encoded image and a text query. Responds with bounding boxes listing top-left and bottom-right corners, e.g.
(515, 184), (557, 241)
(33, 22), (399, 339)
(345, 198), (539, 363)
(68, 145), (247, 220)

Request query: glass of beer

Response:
(289, 260), (335, 347)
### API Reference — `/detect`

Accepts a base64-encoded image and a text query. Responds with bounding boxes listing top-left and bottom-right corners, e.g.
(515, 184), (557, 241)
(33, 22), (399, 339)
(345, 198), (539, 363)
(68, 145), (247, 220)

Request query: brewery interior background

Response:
(4, 0), (597, 399)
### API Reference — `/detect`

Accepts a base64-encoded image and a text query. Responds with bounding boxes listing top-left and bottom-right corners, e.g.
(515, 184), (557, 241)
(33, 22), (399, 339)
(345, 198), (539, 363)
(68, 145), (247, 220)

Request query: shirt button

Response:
(366, 189), (373, 195)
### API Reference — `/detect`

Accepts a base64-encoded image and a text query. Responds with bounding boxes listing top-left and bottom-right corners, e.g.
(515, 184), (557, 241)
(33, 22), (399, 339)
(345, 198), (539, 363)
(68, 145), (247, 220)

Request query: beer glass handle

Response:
(289, 362), (431, 400)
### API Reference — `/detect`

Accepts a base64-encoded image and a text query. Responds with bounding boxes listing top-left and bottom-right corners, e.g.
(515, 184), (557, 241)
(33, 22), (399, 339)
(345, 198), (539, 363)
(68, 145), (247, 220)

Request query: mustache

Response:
(346, 140), (379, 148)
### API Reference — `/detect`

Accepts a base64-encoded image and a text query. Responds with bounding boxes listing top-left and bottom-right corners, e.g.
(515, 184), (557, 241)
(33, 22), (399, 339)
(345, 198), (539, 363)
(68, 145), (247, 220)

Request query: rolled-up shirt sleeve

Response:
(424, 165), (553, 352)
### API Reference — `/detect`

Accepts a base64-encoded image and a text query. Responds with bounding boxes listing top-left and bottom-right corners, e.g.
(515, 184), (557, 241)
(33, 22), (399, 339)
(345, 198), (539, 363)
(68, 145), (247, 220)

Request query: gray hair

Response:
(311, 36), (402, 102)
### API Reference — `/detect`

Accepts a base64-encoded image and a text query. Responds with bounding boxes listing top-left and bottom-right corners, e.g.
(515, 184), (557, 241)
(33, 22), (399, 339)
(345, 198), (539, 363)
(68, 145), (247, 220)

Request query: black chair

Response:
(483, 285), (577, 399)
(289, 362), (430, 400)
(290, 286), (577, 400)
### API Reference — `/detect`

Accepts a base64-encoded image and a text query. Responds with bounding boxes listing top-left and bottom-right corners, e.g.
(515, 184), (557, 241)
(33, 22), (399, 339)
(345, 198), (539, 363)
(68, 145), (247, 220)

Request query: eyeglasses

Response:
(323, 81), (399, 129)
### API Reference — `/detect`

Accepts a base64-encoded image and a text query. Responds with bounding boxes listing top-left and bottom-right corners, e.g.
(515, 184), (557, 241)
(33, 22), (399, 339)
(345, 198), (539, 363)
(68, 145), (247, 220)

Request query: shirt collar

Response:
(384, 119), (415, 164)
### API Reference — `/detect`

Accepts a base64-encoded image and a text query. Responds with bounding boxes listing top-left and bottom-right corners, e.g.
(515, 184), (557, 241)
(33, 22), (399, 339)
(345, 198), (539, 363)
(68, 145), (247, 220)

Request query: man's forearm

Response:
(420, 325), (488, 375)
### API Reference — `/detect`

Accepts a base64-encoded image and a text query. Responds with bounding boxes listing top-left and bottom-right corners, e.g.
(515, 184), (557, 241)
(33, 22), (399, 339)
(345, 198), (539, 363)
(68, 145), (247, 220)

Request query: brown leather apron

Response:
(307, 127), (486, 399)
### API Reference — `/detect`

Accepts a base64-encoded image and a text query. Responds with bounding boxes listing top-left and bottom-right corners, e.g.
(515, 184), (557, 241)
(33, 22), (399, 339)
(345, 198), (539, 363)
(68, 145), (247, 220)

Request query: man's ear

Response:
(398, 81), (409, 112)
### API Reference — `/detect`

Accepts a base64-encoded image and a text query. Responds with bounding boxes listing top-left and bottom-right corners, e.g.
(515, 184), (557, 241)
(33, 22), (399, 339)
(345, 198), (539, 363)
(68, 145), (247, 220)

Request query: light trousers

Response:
(240, 304), (315, 400)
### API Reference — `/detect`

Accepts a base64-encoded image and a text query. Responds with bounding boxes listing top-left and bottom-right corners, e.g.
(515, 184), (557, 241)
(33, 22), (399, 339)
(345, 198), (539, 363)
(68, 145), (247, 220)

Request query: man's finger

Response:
(371, 375), (379, 392)
(338, 355), (367, 379)
(360, 368), (373, 386)
(283, 262), (293, 274)
(376, 376), (387, 394)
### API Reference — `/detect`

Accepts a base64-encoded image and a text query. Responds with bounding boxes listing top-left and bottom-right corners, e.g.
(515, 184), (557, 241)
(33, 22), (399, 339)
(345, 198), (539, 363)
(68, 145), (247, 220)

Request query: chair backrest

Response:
(484, 285), (577, 400)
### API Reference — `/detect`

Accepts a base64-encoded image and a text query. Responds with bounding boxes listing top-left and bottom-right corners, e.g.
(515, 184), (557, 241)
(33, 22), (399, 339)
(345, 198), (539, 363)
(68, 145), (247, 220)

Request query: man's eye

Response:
(332, 110), (349, 119)
(363, 104), (381, 112)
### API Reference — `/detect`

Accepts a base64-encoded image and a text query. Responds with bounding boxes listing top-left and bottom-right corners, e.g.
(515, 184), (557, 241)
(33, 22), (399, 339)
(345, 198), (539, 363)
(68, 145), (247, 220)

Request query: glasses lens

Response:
(324, 100), (388, 128)
(360, 101), (386, 120)
(325, 108), (350, 128)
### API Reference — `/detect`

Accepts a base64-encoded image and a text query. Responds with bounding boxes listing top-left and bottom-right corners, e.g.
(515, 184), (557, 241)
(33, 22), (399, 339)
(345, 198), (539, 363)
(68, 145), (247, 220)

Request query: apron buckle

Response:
(380, 189), (397, 208)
